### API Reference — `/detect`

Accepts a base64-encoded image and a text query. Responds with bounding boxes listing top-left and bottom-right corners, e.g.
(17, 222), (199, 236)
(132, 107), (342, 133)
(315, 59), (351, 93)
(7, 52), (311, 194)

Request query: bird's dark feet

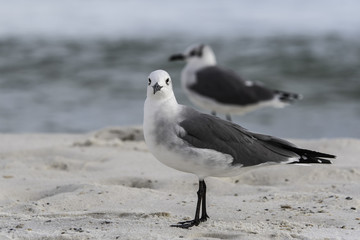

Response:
(171, 215), (209, 229)
(200, 214), (209, 222)
(170, 219), (200, 229)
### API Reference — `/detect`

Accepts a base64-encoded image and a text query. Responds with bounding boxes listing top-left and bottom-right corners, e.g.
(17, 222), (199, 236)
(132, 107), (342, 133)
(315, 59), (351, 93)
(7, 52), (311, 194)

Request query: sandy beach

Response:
(0, 126), (359, 240)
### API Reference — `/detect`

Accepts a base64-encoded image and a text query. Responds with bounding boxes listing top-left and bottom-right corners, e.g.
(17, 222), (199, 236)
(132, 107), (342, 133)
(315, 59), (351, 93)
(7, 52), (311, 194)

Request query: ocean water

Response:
(0, 0), (359, 138)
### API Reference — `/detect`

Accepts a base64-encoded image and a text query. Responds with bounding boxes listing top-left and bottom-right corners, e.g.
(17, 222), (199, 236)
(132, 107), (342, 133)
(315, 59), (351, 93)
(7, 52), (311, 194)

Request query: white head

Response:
(169, 44), (217, 67)
(146, 70), (175, 101)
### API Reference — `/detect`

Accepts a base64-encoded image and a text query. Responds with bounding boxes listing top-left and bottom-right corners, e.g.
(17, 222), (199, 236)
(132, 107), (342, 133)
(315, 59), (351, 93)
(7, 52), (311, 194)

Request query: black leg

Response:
(226, 114), (232, 122)
(211, 111), (216, 116)
(171, 180), (208, 229)
(200, 180), (209, 222)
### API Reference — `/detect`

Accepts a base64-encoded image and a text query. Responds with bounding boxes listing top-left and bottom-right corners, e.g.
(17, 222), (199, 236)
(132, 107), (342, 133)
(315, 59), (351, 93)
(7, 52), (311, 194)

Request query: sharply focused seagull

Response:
(143, 70), (334, 228)
(169, 44), (302, 121)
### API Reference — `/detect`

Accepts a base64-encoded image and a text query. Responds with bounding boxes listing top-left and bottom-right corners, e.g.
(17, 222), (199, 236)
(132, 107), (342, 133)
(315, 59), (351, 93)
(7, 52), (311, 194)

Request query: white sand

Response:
(0, 127), (359, 240)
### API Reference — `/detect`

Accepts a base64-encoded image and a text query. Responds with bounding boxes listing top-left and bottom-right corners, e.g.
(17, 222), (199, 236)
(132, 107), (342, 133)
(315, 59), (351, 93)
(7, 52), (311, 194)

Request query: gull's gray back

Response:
(190, 66), (275, 105)
(178, 107), (298, 166)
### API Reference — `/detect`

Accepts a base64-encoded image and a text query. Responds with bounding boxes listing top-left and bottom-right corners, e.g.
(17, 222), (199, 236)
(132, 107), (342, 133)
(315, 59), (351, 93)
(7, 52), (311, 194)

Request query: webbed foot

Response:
(170, 219), (200, 229)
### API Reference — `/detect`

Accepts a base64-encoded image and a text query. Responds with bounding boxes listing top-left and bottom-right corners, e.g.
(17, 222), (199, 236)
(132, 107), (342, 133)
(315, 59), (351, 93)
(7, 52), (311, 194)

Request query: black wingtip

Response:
(274, 90), (303, 103)
(281, 144), (336, 165)
(289, 158), (333, 164)
(317, 158), (333, 164)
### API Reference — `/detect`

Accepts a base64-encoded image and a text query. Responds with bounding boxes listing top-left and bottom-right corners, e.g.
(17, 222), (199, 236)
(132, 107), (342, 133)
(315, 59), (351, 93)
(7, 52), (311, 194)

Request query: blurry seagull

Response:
(143, 70), (335, 228)
(169, 44), (302, 121)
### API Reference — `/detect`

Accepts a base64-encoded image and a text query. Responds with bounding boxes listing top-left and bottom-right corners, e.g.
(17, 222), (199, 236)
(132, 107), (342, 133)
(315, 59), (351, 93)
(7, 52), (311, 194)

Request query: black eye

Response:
(189, 50), (197, 56)
(165, 78), (170, 85)
(148, 78), (151, 85)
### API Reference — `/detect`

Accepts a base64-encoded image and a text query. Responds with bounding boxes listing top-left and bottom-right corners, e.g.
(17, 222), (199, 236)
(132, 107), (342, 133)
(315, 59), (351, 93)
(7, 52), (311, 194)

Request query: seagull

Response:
(143, 70), (335, 229)
(169, 44), (302, 121)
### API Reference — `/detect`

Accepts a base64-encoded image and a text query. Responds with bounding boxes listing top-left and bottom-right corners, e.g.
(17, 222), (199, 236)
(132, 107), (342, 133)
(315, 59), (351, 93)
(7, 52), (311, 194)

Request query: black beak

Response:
(169, 54), (185, 61)
(152, 82), (163, 94)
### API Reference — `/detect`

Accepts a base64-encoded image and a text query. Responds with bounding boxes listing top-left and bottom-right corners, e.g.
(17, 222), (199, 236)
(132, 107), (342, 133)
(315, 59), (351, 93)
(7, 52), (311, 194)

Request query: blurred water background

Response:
(0, 0), (359, 138)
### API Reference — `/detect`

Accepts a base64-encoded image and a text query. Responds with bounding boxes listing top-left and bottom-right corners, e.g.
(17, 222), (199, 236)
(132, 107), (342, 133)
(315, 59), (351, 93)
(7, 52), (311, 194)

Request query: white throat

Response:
(144, 94), (178, 129)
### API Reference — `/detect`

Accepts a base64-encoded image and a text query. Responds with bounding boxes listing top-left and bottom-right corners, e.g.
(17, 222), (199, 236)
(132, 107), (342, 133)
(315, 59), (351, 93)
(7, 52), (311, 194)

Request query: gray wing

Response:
(191, 66), (275, 105)
(178, 109), (298, 167)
